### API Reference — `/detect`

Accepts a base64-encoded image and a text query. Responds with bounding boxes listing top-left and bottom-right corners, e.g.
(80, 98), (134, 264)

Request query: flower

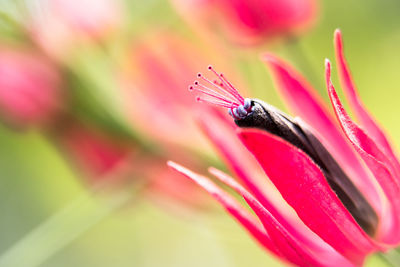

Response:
(29, 0), (122, 59)
(51, 117), (211, 210)
(0, 47), (62, 127)
(54, 120), (132, 179)
(168, 30), (400, 266)
(170, 0), (319, 45)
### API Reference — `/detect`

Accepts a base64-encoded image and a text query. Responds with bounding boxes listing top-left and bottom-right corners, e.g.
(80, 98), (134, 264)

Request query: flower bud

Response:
(0, 48), (62, 127)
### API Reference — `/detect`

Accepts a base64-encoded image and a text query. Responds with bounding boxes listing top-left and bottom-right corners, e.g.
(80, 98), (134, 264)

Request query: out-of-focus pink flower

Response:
(55, 119), (211, 209)
(0, 47), (62, 127)
(169, 30), (400, 266)
(30, 0), (122, 58)
(170, 0), (319, 45)
(57, 123), (132, 180)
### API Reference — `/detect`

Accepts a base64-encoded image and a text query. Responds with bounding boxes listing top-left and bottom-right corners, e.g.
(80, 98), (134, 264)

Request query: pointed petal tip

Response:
(325, 59), (332, 85)
(167, 160), (194, 179)
(261, 53), (282, 69)
(325, 58), (331, 67)
(207, 166), (217, 174)
(262, 52), (277, 62)
(167, 160), (177, 168)
(334, 29), (343, 48)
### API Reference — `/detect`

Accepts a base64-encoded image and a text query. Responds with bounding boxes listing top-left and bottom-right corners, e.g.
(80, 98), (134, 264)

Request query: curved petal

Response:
(166, 161), (282, 259)
(168, 160), (353, 267)
(263, 54), (381, 212)
(197, 112), (346, 255)
(238, 128), (378, 264)
(326, 60), (400, 245)
(334, 29), (400, 178)
(209, 167), (355, 267)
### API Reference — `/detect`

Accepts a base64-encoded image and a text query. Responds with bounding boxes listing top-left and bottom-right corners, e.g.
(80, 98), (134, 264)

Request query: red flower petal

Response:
(326, 60), (400, 245)
(263, 54), (381, 212)
(198, 112), (343, 255)
(209, 167), (355, 267)
(238, 128), (377, 264)
(166, 161), (281, 258)
(334, 29), (400, 179)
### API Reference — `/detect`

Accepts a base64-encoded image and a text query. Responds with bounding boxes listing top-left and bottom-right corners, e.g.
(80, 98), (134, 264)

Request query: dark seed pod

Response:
(236, 99), (378, 236)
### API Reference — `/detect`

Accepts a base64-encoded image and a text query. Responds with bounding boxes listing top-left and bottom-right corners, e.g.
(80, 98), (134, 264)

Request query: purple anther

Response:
(233, 108), (240, 118)
(244, 98), (251, 111)
(238, 105), (247, 117)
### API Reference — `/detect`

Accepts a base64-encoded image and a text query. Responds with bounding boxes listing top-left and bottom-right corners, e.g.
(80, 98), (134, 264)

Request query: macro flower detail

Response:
(169, 30), (400, 266)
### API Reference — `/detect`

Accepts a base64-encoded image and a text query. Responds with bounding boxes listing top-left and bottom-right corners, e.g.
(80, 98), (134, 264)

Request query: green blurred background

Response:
(1, 0), (400, 266)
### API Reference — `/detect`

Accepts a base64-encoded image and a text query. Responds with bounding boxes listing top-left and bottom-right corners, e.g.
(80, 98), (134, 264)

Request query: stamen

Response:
(189, 66), (246, 110)
(208, 66), (244, 103)
(213, 80), (224, 88)
(196, 96), (238, 108)
(220, 74), (245, 103)
(192, 81), (238, 105)
(196, 77), (238, 103)
(228, 108), (240, 120)
(197, 72), (240, 103)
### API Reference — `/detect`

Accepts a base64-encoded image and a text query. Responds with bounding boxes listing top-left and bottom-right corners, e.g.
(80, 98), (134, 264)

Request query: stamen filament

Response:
(196, 97), (239, 108)
(195, 82), (238, 103)
(197, 74), (238, 102)
(190, 85), (237, 105)
(219, 74), (244, 103)
(208, 66), (244, 103)
(189, 66), (246, 109)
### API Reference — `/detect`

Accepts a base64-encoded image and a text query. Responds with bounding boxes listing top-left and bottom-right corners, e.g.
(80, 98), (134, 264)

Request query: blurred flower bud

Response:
(53, 120), (211, 210)
(171, 0), (319, 45)
(58, 123), (131, 179)
(0, 48), (62, 127)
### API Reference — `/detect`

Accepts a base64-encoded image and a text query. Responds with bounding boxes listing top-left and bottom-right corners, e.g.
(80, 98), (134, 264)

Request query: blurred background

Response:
(0, 0), (399, 266)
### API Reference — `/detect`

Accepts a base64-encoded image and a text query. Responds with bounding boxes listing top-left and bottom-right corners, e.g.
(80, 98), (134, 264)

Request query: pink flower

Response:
(54, 119), (211, 209)
(168, 30), (400, 266)
(30, 0), (122, 59)
(56, 122), (132, 179)
(0, 47), (62, 127)
(170, 0), (319, 45)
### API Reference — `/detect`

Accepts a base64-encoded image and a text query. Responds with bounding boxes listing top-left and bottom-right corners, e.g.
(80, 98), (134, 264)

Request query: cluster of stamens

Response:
(188, 65), (253, 120)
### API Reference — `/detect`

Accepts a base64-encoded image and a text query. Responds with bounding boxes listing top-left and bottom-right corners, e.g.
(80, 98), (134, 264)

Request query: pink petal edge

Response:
(326, 59), (400, 245)
(334, 29), (400, 179)
(209, 167), (355, 267)
(166, 160), (282, 258)
(263, 53), (381, 212)
(197, 112), (341, 255)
